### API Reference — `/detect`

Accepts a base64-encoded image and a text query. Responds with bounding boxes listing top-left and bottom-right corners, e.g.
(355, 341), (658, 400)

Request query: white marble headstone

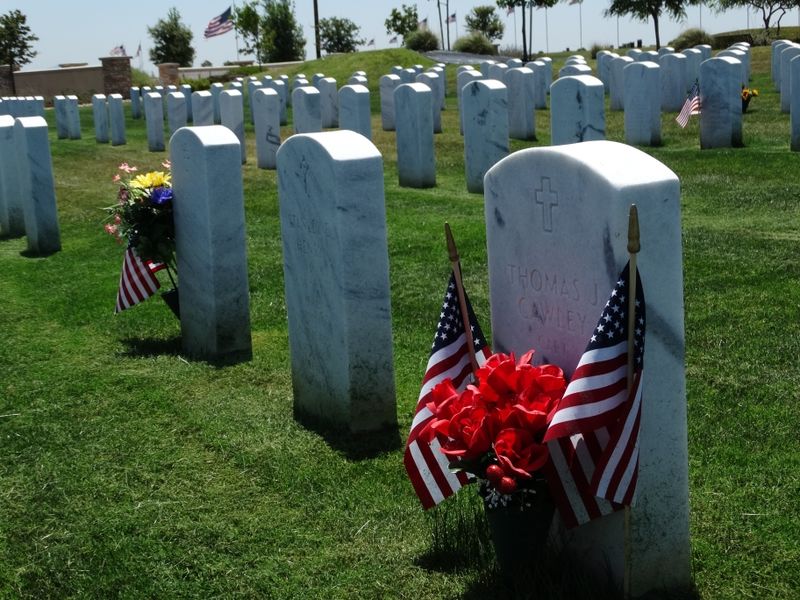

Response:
(379, 74), (401, 131)
(219, 89), (246, 164)
(292, 86), (321, 134)
(15, 116), (60, 255)
(169, 125), (252, 364)
(484, 140), (689, 598)
(506, 67), (536, 141)
(253, 88), (281, 170)
(394, 83), (435, 188)
(461, 79), (508, 194)
(0, 114), (24, 237)
(338, 84), (371, 140)
(276, 130), (396, 433)
(92, 94), (109, 143)
(624, 61), (661, 147)
(550, 75), (605, 146)
(108, 93), (126, 146)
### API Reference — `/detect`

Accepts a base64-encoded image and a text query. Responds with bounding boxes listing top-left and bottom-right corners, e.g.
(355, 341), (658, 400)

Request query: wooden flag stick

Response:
(624, 204), (640, 600)
(445, 223), (480, 375)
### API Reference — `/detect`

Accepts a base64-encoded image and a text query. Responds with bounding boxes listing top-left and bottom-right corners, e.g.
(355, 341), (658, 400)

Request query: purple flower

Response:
(150, 187), (173, 206)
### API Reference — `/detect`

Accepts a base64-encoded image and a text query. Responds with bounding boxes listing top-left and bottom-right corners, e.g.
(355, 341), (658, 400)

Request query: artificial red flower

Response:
(494, 428), (549, 479)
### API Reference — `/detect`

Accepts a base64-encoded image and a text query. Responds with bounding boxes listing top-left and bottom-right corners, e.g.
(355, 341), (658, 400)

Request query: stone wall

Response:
(1, 57), (131, 103)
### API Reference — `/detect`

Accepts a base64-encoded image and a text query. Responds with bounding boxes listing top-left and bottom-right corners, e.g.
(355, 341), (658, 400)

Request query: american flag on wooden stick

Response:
(115, 248), (166, 313)
(543, 261), (645, 526)
(676, 81), (700, 128)
(404, 272), (491, 509)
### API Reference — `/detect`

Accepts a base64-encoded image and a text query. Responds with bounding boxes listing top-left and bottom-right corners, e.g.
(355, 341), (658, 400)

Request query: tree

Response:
(604, 0), (700, 50)
(233, 1), (305, 63)
(263, 0), (305, 61)
(385, 4), (419, 43)
(234, 2), (266, 64)
(319, 17), (364, 53)
(496, 0), (529, 60)
(465, 5), (505, 42)
(0, 9), (38, 95)
(709, 0), (799, 36)
(147, 7), (195, 66)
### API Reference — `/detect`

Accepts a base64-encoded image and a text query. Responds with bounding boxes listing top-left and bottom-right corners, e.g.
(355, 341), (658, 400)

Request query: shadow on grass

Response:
(417, 492), (701, 600)
(294, 408), (402, 460)
(119, 336), (183, 358)
(20, 247), (60, 258)
(0, 231), (24, 242)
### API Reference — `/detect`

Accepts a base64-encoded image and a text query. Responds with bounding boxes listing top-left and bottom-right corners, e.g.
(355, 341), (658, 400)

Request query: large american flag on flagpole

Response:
(404, 272), (491, 509)
(543, 261), (645, 527)
(676, 81), (700, 128)
(115, 248), (166, 313)
(204, 7), (234, 39)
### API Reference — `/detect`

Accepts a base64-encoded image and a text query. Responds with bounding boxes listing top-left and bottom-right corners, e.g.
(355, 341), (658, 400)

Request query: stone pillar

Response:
(157, 62), (180, 86)
(100, 56), (132, 98)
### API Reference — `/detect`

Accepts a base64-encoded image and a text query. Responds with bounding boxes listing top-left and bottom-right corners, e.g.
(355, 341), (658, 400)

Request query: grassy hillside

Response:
(0, 47), (798, 599)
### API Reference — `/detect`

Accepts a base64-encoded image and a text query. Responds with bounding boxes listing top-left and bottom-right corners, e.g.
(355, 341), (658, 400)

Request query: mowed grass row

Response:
(0, 47), (798, 598)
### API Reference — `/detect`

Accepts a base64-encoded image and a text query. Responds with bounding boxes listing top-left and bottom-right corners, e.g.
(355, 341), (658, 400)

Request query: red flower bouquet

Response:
(422, 349), (566, 509)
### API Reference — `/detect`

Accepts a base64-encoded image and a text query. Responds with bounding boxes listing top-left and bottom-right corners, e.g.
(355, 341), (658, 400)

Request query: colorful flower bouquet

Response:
(104, 162), (178, 313)
(741, 87), (758, 113)
(421, 349), (566, 510)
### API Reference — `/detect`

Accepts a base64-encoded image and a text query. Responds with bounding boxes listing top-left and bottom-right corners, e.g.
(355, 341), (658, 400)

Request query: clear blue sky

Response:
(19, 1), (792, 74)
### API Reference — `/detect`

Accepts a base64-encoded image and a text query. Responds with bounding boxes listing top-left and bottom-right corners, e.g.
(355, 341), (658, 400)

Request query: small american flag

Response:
(543, 261), (645, 526)
(507, 6), (515, 15)
(446, 12), (456, 24)
(367, 38), (375, 46)
(204, 7), (234, 39)
(389, 35), (398, 44)
(404, 272), (491, 509)
(676, 81), (700, 128)
(115, 248), (166, 313)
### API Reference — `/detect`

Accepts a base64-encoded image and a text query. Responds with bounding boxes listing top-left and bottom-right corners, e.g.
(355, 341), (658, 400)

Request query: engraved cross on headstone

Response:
(535, 176), (558, 232)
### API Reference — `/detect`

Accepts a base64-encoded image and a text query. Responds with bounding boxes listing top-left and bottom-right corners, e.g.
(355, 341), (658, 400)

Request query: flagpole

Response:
(623, 203), (640, 600)
(231, 0), (241, 60)
(445, 223), (479, 375)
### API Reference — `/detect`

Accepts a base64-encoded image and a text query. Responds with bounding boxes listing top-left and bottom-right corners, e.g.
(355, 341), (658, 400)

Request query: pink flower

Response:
(112, 174), (121, 182)
(161, 159), (171, 169)
(118, 162), (138, 173)
(104, 223), (118, 236)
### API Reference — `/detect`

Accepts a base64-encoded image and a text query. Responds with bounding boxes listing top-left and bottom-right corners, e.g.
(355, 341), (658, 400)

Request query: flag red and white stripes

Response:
(543, 261), (645, 527)
(676, 81), (700, 128)
(446, 12), (457, 24)
(115, 248), (165, 313)
(204, 7), (234, 39)
(404, 273), (491, 509)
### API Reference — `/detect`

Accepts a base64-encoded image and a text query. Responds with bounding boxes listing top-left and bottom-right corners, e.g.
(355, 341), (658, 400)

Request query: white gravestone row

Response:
(276, 130), (396, 434)
(457, 69), (483, 135)
(484, 139), (689, 598)
(0, 96), (44, 118)
(263, 78), (288, 125)
(780, 44), (800, 113)
(550, 75), (605, 146)
(772, 39), (793, 90)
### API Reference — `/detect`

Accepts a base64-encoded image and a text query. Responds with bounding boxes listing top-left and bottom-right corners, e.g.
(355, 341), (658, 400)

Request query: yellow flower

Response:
(129, 170), (171, 189)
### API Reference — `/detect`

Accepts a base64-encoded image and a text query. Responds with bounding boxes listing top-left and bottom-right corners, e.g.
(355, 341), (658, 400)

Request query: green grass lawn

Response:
(0, 47), (798, 599)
